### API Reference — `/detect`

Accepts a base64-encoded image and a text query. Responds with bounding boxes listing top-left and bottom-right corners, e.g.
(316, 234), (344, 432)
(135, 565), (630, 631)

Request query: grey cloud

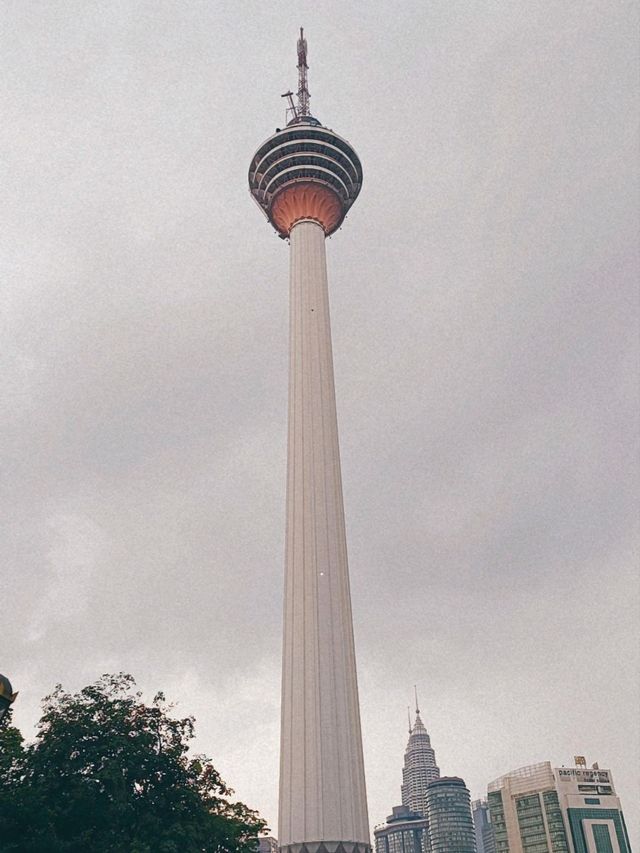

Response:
(2, 0), (638, 845)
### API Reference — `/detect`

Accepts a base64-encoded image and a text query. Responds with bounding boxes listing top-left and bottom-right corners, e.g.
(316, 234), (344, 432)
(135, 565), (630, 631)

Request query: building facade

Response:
(488, 762), (572, 853)
(425, 777), (477, 853)
(472, 799), (497, 853)
(554, 765), (631, 853)
(487, 761), (631, 853)
(374, 806), (428, 853)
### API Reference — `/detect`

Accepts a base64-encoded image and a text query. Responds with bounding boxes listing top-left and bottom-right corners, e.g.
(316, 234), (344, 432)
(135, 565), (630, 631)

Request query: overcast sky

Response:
(2, 0), (638, 845)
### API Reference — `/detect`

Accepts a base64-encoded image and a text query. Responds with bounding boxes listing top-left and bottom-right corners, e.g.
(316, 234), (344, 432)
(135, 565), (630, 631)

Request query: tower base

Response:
(281, 843), (372, 853)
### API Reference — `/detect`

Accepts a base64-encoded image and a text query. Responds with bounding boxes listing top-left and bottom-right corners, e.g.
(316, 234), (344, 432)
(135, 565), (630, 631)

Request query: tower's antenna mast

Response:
(415, 685), (420, 715)
(297, 27), (310, 116)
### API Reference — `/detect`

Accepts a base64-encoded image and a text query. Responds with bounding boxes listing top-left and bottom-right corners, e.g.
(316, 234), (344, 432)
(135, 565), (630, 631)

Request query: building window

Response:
(566, 809), (630, 853)
(592, 824), (614, 853)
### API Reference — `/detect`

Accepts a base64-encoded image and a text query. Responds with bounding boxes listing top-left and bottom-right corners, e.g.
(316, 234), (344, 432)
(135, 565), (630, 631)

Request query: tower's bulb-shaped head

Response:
(248, 120), (362, 238)
(248, 33), (362, 238)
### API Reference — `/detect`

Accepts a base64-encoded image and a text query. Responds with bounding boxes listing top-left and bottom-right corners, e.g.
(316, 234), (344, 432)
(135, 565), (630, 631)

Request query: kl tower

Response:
(248, 28), (369, 853)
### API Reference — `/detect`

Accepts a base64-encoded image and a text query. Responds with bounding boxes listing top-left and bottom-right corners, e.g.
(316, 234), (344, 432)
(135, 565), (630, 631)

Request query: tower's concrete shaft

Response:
(279, 219), (369, 853)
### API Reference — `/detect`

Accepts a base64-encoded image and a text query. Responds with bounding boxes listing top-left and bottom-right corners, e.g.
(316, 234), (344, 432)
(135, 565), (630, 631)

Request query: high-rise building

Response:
(425, 777), (477, 853)
(374, 806), (429, 853)
(488, 762), (570, 853)
(374, 706), (438, 853)
(472, 799), (497, 853)
(374, 710), (477, 853)
(555, 764), (631, 853)
(487, 760), (632, 853)
(401, 703), (441, 816)
(248, 30), (368, 853)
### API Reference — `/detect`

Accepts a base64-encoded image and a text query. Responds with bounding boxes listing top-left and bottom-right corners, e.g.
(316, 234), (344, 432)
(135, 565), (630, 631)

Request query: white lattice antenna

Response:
(297, 27), (310, 116)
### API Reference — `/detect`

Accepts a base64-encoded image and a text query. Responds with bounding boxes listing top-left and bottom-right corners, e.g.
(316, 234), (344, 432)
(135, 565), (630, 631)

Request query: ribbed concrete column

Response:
(279, 219), (370, 853)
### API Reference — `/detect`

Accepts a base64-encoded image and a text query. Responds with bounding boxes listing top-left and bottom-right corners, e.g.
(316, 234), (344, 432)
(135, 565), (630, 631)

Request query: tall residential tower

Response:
(249, 30), (369, 853)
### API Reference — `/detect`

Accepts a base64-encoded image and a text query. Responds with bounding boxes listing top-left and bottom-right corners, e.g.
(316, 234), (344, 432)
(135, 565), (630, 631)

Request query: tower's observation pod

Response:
(248, 117), (363, 238)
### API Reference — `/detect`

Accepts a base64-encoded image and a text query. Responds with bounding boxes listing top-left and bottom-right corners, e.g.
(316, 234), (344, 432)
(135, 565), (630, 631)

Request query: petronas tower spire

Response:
(401, 709), (441, 816)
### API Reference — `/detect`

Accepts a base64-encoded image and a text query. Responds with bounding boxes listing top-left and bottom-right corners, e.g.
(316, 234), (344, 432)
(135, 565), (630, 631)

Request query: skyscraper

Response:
(488, 762), (569, 853)
(374, 705), (440, 853)
(487, 759), (631, 853)
(471, 799), (497, 853)
(374, 806), (429, 853)
(402, 702), (441, 816)
(248, 30), (369, 853)
(555, 763), (631, 853)
(425, 778), (477, 853)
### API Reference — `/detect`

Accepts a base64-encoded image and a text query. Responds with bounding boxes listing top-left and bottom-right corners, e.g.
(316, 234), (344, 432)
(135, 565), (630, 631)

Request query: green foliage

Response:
(0, 711), (25, 779)
(0, 674), (266, 853)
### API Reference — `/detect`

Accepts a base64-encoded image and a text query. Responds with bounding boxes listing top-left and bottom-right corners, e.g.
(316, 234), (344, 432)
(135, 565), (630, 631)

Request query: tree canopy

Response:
(0, 673), (266, 853)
